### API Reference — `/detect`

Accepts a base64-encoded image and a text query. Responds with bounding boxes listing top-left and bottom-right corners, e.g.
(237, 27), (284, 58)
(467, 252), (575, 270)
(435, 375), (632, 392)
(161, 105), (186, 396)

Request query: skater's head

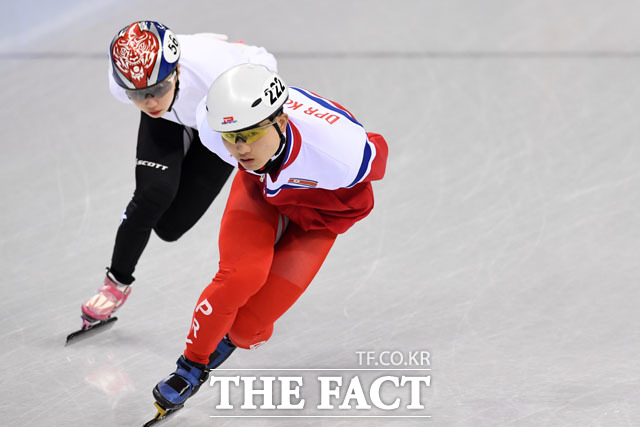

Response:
(109, 21), (181, 118)
(206, 64), (289, 171)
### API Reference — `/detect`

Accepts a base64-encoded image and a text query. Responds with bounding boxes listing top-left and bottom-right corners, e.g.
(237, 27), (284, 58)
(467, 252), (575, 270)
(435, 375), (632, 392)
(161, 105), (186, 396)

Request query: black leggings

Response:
(109, 112), (234, 284)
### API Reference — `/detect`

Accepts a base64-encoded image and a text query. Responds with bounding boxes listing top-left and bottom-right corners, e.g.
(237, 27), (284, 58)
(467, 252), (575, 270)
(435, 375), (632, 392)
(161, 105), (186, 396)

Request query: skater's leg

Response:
(153, 131), (234, 242)
(183, 172), (281, 364)
(82, 114), (185, 320)
(153, 172), (277, 408)
(228, 222), (337, 349)
(109, 113), (185, 284)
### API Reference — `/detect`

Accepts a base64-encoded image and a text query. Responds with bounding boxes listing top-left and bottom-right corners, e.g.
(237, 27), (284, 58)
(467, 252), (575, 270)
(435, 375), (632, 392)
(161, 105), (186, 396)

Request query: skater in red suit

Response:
(152, 64), (388, 411)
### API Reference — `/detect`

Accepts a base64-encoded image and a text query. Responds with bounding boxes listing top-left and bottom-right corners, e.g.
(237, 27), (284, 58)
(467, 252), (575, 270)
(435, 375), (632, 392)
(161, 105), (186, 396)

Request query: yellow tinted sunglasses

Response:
(220, 119), (277, 144)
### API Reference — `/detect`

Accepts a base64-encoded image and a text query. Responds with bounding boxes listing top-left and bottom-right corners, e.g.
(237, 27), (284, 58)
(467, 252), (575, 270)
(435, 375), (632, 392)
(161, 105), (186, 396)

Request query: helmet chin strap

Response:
(167, 78), (180, 112)
(254, 123), (287, 174)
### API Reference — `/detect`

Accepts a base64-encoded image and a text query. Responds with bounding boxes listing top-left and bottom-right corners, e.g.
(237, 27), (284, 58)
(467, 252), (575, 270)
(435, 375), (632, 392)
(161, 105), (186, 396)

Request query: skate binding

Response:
(142, 401), (184, 427)
(65, 313), (118, 344)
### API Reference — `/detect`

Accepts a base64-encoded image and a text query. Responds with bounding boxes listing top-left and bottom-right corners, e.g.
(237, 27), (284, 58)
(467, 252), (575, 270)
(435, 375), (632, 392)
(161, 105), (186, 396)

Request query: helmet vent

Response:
(251, 98), (262, 108)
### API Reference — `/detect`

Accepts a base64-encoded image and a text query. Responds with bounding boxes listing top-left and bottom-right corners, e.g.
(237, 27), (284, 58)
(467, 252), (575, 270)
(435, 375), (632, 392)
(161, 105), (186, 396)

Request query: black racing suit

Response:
(109, 111), (234, 284)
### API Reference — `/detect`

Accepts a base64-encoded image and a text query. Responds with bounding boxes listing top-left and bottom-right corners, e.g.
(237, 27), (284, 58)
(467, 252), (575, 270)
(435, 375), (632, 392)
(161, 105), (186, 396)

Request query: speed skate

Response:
(65, 315), (118, 344)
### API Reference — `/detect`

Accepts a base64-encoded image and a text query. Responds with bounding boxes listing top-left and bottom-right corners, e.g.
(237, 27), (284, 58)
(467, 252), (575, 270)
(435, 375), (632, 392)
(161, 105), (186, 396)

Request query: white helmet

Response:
(206, 64), (288, 132)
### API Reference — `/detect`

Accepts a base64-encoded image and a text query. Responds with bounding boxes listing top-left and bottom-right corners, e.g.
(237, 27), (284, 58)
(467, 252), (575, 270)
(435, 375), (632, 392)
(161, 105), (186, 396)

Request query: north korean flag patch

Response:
(288, 178), (318, 188)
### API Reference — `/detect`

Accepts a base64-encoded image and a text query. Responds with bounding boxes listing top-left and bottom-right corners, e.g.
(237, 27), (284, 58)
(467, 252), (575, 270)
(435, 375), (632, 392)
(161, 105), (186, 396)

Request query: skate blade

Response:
(142, 402), (183, 427)
(65, 316), (118, 345)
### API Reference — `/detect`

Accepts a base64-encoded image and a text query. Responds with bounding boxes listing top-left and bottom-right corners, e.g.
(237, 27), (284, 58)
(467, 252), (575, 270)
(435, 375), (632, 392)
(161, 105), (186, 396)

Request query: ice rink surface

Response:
(1, 1), (639, 426)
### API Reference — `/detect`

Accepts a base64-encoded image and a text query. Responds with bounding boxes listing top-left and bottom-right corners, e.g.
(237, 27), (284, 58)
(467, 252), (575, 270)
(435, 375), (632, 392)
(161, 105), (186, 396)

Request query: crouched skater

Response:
(151, 64), (388, 413)
(78, 21), (277, 328)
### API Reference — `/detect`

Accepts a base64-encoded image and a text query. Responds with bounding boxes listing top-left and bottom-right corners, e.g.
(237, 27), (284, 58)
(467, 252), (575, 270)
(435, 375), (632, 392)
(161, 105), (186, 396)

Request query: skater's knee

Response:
(228, 307), (274, 349)
(228, 320), (273, 350)
(134, 182), (178, 213)
(153, 225), (184, 242)
(123, 184), (178, 229)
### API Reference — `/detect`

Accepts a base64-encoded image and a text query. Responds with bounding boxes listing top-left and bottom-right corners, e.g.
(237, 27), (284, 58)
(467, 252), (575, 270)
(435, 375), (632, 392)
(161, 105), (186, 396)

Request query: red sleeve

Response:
(365, 132), (388, 183)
